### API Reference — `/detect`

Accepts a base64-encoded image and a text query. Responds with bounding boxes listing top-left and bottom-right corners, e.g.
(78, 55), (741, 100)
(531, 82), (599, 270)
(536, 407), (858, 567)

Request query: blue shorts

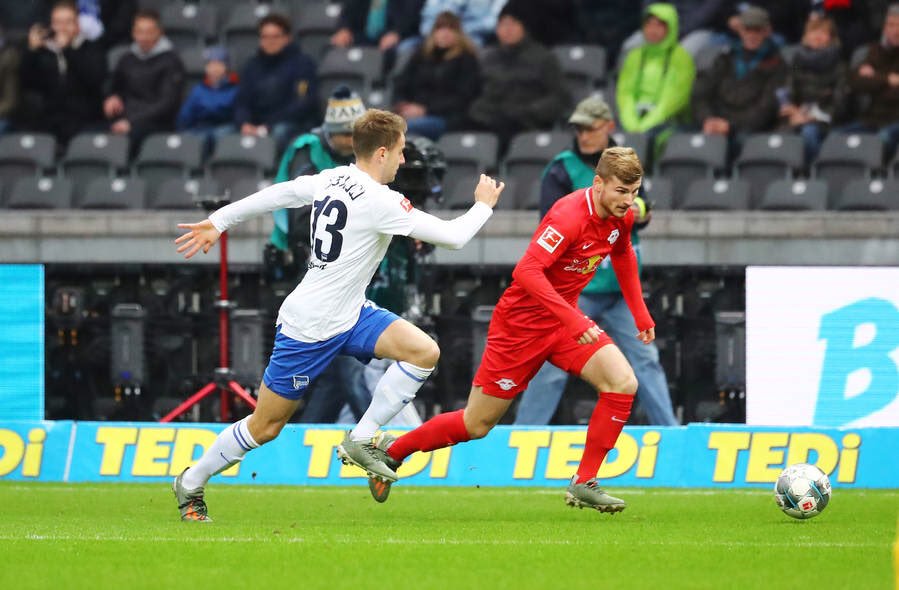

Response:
(263, 301), (400, 400)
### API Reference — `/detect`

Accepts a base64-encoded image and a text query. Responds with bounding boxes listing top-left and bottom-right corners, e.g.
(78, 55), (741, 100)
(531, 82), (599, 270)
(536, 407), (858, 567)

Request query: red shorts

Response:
(472, 309), (613, 399)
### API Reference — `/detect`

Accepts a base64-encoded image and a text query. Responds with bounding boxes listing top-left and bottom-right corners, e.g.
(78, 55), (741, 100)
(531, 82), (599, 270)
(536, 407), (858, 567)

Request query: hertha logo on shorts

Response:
(537, 226), (564, 253)
(495, 378), (518, 391)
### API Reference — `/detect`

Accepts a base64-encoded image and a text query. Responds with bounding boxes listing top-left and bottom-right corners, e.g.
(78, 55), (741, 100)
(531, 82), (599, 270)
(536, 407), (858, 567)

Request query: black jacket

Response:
(107, 39), (185, 132)
(392, 47), (480, 130)
(19, 37), (107, 142)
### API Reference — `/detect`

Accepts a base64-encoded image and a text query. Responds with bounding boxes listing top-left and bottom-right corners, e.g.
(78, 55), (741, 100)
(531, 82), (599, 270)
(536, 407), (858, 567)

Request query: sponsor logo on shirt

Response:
(537, 226), (564, 253)
(495, 378), (518, 391)
(400, 198), (413, 212)
(564, 255), (604, 274)
(292, 375), (310, 390)
(608, 229), (620, 245)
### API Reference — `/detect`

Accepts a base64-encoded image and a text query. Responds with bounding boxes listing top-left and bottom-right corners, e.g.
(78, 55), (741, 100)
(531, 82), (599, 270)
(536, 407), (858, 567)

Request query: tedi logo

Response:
(815, 297), (899, 426)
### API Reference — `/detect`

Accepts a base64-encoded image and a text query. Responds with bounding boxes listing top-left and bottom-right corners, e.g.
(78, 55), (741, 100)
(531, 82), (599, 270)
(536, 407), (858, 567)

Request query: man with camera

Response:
(19, 0), (107, 146)
(514, 95), (678, 427)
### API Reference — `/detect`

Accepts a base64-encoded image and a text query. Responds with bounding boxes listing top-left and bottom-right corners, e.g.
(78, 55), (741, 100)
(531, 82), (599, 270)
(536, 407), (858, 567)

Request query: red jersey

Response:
(495, 186), (653, 338)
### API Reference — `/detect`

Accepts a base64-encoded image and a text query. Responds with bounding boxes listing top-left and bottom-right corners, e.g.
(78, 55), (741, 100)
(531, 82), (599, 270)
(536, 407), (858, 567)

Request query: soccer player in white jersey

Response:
(171, 109), (504, 521)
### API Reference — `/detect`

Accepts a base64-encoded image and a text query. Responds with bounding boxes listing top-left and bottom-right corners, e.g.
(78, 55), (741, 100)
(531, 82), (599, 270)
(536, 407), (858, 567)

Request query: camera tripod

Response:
(160, 227), (257, 422)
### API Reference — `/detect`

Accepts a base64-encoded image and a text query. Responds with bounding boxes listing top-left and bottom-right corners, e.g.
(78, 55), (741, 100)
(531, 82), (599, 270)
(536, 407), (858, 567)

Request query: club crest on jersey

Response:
(292, 375), (310, 390)
(607, 229), (620, 244)
(537, 226), (564, 253)
(400, 197), (413, 212)
(495, 378), (518, 391)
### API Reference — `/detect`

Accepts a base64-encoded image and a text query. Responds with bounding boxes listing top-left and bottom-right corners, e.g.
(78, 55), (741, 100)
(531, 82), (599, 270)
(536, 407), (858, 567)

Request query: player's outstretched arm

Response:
(175, 219), (221, 259)
(407, 174), (505, 250)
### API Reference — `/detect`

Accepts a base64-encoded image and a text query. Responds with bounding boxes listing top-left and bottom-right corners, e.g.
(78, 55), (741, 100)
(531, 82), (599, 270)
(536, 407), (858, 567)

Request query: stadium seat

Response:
(641, 176), (673, 210)
(78, 177), (147, 209)
(222, 2), (290, 71)
(834, 178), (899, 211)
(160, 2), (218, 50)
(552, 45), (607, 102)
(611, 131), (651, 171)
(850, 44), (870, 68)
(656, 132), (728, 208)
(150, 177), (221, 209)
(757, 179), (828, 211)
(435, 132), (499, 206)
(0, 132), (56, 205)
(316, 47), (384, 112)
(502, 130), (570, 209)
(812, 133), (883, 207)
(693, 44), (725, 72)
(6, 177), (73, 209)
(680, 178), (750, 211)
(106, 44), (130, 72)
(229, 178), (273, 202)
(295, 2), (341, 60)
(135, 133), (205, 201)
(178, 46), (206, 99)
(61, 133), (130, 204)
(890, 151), (899, 179)
(206, 133), (276, 196)
(735, 133), (805, 208)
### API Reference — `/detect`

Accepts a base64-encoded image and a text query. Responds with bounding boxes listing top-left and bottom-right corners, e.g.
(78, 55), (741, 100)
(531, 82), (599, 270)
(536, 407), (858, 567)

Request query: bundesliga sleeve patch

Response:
(400, 198), (413, 212)
(537, 225), (564, 253)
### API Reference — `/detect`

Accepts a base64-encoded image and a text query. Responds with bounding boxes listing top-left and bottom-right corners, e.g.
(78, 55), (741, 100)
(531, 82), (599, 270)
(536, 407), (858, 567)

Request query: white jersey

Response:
(210, 165), (417, 342)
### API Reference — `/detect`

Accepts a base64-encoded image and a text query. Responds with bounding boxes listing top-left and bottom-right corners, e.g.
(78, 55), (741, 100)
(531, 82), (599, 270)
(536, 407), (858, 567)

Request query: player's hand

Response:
(578, 325), (602, 345)
(473, 174), (505, 209)
(637, 327), (655, 344)
(175, 219), (221, 259)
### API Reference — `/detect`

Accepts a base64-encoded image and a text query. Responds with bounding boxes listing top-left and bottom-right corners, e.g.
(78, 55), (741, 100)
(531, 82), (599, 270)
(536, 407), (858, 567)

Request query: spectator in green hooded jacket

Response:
(616, 3), (695, 163)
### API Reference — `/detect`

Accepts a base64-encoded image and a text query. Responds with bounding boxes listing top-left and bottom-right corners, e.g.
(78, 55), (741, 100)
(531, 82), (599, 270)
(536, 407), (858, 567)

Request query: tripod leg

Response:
(160, 382), (218, 423)
(227, 381), (258, 408)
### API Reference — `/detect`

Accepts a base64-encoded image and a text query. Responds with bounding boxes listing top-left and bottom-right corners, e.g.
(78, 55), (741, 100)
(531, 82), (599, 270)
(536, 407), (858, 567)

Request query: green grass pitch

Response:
(0, 482), (896, 590)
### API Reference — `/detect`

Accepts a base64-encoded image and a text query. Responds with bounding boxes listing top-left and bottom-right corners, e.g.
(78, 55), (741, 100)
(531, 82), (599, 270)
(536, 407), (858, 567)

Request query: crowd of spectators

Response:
(0, 0), (897, 180)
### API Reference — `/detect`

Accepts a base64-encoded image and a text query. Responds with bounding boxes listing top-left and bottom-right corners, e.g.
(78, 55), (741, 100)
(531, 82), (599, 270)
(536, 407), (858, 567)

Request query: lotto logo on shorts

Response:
(495, 378), (518, 391)
(537, 226), (564, 253)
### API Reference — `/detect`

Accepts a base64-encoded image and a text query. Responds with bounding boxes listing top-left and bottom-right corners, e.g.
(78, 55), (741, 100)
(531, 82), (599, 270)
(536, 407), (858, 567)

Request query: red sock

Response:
(387, 409), (471, 461)
(575, 392), (634, 484)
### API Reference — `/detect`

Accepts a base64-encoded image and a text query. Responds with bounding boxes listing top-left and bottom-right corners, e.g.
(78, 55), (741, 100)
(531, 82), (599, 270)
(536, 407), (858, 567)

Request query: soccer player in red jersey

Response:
(350, 147), (653, 511)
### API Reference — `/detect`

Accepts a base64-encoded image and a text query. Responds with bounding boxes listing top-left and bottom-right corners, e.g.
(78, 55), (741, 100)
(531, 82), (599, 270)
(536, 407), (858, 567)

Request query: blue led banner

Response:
(1, 422), (896, 488)
(0, 265), (44, 420)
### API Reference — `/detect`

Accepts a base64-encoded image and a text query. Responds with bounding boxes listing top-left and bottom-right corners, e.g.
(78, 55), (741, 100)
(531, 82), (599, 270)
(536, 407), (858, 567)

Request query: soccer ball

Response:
(774, 463), (832, 520)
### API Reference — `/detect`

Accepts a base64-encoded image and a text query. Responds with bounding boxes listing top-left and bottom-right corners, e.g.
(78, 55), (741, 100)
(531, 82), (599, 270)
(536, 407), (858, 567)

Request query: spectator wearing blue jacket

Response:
(234, 13), (318, 150)
(176, 46), (238, 155)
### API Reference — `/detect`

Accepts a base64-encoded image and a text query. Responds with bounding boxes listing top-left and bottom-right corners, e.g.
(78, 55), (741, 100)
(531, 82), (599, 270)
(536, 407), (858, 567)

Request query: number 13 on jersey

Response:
(311, 196), (348, 262)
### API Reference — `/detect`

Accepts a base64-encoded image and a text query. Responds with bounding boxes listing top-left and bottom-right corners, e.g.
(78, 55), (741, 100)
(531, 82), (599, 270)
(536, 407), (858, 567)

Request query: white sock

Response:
(182, 416), (259, 490)
(351, 361), (433, 441)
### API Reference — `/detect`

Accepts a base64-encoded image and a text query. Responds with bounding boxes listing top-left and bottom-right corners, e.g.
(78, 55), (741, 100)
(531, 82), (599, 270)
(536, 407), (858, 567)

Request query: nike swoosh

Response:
(582, 243), (592, 250)
(611, 416), (627, 423)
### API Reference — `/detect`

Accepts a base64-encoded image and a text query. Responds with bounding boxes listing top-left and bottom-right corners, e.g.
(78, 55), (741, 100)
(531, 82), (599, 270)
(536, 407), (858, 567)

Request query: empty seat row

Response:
(643, 176), (898, 212)
(0, 132), (276, 206)
(655, 132), (897, 209)
(3, 175), (271, 210)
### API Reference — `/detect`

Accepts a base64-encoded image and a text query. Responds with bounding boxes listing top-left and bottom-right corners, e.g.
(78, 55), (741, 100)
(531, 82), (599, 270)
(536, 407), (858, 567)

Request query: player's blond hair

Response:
(595, 146), (643, 184)
(352, 109), (407, 160)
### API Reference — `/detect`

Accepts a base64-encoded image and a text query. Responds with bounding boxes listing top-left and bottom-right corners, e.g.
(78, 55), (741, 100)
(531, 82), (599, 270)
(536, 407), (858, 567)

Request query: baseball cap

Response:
(739, 6), (770, 29)
(568, 95), (613, 126)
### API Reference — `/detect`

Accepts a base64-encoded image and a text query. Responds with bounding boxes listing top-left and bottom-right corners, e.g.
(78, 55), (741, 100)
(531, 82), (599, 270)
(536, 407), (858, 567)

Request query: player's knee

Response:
(618, 372), (638, 395)
(465, 417), (495, 439)
(411, 339), (440, 368)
